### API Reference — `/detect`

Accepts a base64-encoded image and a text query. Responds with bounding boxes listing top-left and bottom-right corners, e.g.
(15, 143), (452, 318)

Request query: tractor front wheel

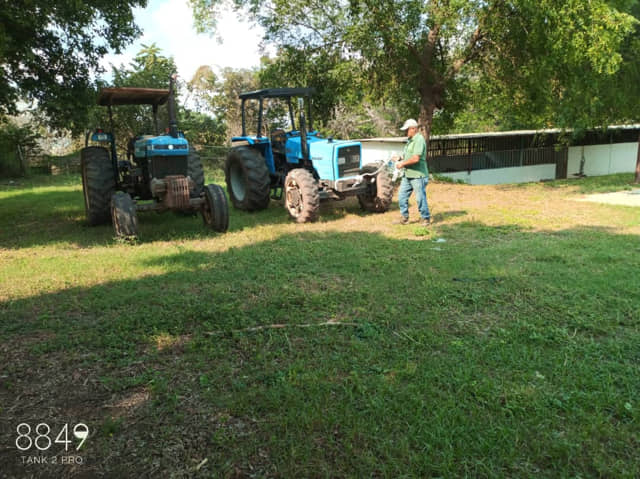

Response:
(81, 146), (116, 225)
(284, 168), (320, 223)
(225, 147), (270, 211)
(111, 191), (138, 238)
(202, 184), (229, 233)
(357, 162), (394, 213)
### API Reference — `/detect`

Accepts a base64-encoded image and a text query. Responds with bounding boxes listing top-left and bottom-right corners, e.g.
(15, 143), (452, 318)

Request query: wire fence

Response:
(196, 145), (229, 172)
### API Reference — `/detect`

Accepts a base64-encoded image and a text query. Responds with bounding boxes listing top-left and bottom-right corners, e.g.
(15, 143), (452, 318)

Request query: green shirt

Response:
(402, 132), (428, 178)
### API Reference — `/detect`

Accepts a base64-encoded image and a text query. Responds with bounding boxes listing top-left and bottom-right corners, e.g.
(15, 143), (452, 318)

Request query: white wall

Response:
(438, 164), (557, 185)
(361, 142), (404, 165)
(361, 139), (638, 185)
(567, 142), (638, 177)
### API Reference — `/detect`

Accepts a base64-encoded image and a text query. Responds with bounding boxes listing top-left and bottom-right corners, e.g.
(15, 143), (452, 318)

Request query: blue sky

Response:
(100, 0), (265, 81)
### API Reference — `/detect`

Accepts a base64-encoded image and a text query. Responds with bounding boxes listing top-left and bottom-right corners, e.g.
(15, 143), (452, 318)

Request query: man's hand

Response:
(392, 155), (403, 169)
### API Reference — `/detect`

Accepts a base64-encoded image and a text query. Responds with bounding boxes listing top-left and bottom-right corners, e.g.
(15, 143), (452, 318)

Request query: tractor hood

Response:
(286, 134), (359, 161)
(286, 134), (362, 180)
(135, 134), (189, 158)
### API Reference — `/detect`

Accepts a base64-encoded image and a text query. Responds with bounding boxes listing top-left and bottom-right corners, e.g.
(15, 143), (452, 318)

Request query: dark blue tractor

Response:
(224, 88), (393, 222)
(80, 75), (229, 237)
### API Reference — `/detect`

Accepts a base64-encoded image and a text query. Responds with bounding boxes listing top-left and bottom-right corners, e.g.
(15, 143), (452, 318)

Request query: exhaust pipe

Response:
(167, 74), (179, 138)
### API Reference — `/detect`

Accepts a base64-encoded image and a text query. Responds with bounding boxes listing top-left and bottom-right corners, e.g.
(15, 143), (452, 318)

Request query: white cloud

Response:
(100, 0), (266, 81)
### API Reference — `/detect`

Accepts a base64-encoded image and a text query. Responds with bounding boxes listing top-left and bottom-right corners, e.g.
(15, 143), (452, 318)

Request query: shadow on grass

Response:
(0, 179), (386, 248)
(1, 225), (639, 477)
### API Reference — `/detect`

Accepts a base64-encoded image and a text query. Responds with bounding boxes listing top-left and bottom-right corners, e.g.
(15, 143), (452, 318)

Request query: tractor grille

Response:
(149, 155), (188, 179)
(337, 145), (361, 178)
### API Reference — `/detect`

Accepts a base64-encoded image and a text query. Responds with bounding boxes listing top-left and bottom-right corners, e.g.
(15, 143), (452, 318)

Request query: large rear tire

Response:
(188, 148), (205, 198)
(111, 191), (138, 238)
(284, 168), (320, 223)
(224, 147), (270, 211)
(357, 162), (394, 213)
(202, 184), (229, 233)
(81, 146), (116, 225)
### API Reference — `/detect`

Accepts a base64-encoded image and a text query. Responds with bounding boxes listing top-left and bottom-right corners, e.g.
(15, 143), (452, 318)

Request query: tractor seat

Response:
(271, 129), (287, 153)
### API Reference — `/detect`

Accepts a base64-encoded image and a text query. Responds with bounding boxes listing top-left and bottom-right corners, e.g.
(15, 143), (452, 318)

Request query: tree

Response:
(97, 44), (179, 154)
(102, 45), (225, 148)
(204, 67), (260, 143)
(0, 0), (147, 132)
(190, 0), (638, 143)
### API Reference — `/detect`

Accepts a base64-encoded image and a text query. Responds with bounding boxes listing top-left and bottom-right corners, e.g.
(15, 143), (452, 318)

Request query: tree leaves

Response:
(0, 0), (147, 132)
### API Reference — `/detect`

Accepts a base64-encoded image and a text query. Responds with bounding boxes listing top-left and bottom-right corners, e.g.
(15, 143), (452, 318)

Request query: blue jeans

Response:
(398, 176), (430, 220)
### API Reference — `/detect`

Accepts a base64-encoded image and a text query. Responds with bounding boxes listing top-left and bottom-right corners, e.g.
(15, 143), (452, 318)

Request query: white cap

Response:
(400, 118), (418, 130)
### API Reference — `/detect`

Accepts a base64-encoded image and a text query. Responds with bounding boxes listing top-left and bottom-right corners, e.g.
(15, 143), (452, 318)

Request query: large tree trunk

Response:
(418, 102), (435, 143)
(635, 132), (640, 184)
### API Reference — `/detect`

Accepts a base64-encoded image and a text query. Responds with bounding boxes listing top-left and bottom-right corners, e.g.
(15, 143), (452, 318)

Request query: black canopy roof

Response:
(97, 87), (170, 106)
(238, 87), (315, 100)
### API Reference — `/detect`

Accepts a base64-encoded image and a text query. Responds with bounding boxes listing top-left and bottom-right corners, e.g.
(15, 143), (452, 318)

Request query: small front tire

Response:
(111, 191), (138, 238)
(202, 184), (229, 233)
(284, 168), (320, 223)
(357, 162), (394, 213)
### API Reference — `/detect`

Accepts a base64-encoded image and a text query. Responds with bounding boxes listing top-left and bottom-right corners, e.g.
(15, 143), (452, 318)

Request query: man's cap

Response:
(400, 118), (418, 130)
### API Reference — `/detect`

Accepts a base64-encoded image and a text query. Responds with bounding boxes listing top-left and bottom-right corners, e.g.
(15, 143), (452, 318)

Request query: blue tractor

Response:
(224, 88), (393, 222)
(80, 75), (229, 237)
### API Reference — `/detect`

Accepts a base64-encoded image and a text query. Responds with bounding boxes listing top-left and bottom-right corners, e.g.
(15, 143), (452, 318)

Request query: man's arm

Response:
(397, 154), (420, 168)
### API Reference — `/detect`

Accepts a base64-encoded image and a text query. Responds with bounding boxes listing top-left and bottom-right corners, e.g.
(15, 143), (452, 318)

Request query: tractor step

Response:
(271, 187), (283, 200)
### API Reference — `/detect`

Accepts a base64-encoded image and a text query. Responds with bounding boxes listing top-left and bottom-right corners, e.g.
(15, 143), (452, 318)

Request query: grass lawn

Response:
(1, 171), (639, 478)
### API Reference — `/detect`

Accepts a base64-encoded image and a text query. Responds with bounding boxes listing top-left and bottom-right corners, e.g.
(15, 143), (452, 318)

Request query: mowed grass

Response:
(0, 172), (639, 478)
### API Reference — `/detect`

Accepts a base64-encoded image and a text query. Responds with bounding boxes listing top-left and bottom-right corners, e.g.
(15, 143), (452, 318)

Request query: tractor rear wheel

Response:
(202, 184), (229, 232)
(110, 191), (138, 238)
(284, 168), (320, 223)
(188, 148), (205, 198)
(225, 147), (270, 211)
(81, 146), (116, 225)
(357, 162), (394, 213)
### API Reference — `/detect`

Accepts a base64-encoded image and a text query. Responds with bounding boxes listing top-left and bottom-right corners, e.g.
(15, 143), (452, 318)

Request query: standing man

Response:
(393, 118), (431, 226)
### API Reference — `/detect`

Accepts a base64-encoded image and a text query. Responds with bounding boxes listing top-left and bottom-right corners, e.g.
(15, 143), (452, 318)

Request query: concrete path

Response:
(576, 189), (640, 207)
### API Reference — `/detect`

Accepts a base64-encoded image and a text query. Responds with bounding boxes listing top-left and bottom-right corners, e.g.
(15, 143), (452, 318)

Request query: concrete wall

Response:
(438, 164), (557, 185)
(567, 142), (638, 177)
(361, 139), (638, 185)
(361, 142), (404, 165)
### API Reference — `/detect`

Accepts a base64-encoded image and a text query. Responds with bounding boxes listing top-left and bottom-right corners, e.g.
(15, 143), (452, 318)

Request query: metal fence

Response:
(429, 146), (568, 175)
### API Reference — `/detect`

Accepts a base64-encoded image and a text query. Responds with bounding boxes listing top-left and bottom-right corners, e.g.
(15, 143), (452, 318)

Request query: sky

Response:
(100, 0), (266, 82)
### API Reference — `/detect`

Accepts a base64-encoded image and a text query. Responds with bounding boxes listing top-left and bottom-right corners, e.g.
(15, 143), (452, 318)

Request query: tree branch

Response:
(448, 26), (483, 77)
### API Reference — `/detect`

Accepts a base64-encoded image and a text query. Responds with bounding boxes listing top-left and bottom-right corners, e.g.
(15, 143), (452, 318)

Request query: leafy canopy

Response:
(190, 0), (639, 137)
(0, 0), (147, 131)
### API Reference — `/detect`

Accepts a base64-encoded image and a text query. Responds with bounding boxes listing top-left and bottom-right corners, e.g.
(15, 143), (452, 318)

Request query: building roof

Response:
(358, 124), (640, 143)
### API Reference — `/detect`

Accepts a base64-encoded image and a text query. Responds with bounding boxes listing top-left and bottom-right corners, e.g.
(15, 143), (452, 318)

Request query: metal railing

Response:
(429, 146), (567, 174)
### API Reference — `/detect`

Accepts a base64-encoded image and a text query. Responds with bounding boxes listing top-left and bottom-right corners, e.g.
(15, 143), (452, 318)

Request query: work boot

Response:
(393, 216), (409, 225)
(420, 217), (432, 227)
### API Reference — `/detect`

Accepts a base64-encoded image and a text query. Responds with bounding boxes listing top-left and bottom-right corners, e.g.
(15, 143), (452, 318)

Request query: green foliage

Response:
(179, 109), (226, 146)
(190, 0), (640, 139)
(0, 0), (147, 132)
(199, 67), (260, 142)
(0, 118), (40, 177)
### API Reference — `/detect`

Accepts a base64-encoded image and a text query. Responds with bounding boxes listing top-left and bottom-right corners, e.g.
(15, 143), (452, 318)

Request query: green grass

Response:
(1, 172), (639, 478)
(544, 172), (637, 193)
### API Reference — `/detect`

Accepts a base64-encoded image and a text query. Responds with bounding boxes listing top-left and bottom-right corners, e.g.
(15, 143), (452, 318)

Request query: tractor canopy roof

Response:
(239, 87), (315, 100)
(97, 87), (170, 106)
